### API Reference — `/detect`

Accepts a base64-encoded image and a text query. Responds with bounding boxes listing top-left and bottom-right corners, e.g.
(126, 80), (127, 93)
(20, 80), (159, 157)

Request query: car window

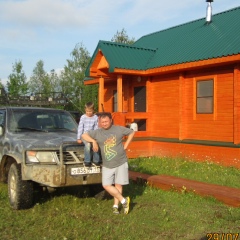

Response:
(0, 111), (5, 125)
(8, 109), (77, 132)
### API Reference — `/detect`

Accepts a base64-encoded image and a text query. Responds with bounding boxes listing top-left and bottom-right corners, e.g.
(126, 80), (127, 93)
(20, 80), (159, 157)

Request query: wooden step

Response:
(129, 171), (240, 207)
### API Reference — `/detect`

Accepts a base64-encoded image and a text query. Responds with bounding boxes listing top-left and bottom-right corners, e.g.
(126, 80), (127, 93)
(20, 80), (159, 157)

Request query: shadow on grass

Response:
(122, 180), (147, 212)
(33, 183), (105, 205)
(33, 180), (147, 211)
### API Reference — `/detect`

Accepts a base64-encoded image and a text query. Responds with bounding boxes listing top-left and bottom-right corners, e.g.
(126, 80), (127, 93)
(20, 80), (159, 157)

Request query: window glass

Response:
(8, 109), (77, 132)
(197, 80), (213, 114)
(0, 111), (4, 125)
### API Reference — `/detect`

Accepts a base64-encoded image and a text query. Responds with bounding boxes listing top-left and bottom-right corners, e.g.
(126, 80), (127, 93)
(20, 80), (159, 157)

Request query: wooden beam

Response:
(113, 54), (240, 76)
(179, 73), (185, 140)
(234, 64), (240, 144)
(99, 77), (104, 112)
(129, 171), (240, 207)
(117, 75), (123, 112)
(84, 78), (99, 85)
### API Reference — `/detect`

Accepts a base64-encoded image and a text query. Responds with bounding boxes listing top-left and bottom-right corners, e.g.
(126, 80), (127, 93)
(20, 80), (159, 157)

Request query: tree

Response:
(7, 60), (28, 96)
(111, 28), (135, 44)
(49, 69), (60, 92)
(28, 60), (53, 95)
(0, 80), (7, 106)
(59, 43), (98, 112)
(0, 80), (3, 88)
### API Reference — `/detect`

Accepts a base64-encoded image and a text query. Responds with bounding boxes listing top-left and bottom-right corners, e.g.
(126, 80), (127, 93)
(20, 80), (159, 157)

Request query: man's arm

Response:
(81, 132), (99, 152)
(123, 131), (135, 150)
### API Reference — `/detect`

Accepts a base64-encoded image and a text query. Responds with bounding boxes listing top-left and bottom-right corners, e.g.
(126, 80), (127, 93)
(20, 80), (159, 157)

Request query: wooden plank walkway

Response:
(129, 171), (240, 207)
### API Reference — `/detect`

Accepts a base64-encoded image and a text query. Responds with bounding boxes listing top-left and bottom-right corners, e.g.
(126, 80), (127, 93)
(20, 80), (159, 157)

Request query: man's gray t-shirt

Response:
(88, 125), (134, 168)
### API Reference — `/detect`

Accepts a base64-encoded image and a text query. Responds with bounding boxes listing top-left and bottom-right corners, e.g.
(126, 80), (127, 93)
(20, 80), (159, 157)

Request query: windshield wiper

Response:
(17, 127), (48, 132)
(52, 127), (74, 132)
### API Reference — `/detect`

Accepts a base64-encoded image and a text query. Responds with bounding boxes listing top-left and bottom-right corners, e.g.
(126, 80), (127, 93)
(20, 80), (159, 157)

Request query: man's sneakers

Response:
(112, 197), (130, 215)
(122, 197), (130, 214)
(113, 206), (119, 215)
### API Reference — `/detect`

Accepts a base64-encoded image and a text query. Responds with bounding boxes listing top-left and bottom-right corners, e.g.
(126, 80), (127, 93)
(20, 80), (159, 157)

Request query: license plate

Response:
(71, 166), (101, 175)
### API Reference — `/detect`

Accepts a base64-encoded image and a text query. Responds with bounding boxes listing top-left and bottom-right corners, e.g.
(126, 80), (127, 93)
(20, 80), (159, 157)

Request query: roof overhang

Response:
(88, 50), (110, 78)
(113, 54), (240, 76)
(85, 53), (240, 85)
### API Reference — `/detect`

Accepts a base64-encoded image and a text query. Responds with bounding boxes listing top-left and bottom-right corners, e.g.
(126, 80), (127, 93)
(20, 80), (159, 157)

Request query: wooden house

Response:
(84, 6), (240, 168)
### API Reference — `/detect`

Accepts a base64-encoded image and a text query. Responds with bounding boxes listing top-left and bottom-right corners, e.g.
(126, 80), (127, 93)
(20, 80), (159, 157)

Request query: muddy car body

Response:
(0, 107), (102, 209)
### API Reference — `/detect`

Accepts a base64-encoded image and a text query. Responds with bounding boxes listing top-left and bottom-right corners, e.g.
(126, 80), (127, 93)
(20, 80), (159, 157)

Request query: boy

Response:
(77, 102), (101, 166)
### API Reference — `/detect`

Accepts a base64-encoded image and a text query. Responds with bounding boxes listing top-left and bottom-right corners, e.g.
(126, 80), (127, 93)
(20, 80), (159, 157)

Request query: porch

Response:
(129, 171), (240, 207)
(112, 112), (150, 137)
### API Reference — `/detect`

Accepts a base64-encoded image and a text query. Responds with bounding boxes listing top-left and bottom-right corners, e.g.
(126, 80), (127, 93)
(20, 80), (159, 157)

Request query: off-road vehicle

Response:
(0, 107), (102, 209)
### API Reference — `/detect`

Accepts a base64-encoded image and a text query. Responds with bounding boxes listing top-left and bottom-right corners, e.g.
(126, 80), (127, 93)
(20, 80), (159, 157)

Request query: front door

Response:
(134, 86), (146, 112)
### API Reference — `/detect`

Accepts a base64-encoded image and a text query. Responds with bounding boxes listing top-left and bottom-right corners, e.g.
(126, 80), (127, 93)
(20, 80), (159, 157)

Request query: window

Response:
(0, 111), (5, 125)
(196, 80), (213, 113)
(134, 119), (146, 131)
(9, 109), (77, 132)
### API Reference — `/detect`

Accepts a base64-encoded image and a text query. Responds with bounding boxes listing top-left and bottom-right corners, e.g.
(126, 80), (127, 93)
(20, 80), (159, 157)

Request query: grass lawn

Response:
(0, 157), (239, 240)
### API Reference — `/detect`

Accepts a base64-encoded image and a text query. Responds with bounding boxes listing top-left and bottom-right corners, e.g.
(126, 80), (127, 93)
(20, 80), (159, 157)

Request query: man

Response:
(81, 112), (135, 214)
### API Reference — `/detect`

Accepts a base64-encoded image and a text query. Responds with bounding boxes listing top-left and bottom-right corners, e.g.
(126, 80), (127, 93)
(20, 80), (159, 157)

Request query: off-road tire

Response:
(8, 163), (34, 210)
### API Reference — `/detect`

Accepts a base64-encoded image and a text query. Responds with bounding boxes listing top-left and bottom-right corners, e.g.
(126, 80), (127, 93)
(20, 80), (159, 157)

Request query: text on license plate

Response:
(71, 167), (101, 175)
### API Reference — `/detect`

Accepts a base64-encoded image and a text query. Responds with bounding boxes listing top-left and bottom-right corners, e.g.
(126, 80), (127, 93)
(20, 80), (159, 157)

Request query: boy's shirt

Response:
(77, 114), (98, 139)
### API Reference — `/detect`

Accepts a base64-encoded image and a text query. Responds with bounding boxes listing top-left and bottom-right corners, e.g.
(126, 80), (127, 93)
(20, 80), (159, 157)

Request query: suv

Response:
(0, 107), (102, 209)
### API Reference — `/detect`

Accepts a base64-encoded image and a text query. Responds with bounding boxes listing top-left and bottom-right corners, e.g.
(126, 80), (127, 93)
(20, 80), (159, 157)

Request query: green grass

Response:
(0, 157), (240, 240)
(129, 156), (240, 188)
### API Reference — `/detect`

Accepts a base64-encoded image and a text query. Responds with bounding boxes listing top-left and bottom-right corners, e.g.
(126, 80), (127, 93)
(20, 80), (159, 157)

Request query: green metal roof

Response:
(134, 6), (240, 69)
(85, 6), (240, 78)
(85, 41), (156, 77)
(98, 41), (156, 71)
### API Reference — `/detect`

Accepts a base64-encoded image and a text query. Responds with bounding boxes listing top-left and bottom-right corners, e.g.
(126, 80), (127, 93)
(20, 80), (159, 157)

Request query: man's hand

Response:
(81, 133), (99, 152)
(77, 139), (83, 144)
(92, 140), (99, 152)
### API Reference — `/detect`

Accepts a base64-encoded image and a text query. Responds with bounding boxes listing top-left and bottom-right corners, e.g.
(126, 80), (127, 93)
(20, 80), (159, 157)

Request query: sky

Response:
(0, 0), (239, 85)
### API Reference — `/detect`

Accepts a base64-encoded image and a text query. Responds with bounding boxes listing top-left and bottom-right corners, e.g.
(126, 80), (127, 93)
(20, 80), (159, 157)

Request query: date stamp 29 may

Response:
(206, 233), (239, 240)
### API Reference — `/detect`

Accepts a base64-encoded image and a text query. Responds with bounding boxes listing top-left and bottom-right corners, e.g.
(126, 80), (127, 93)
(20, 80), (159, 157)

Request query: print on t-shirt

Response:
(104, 135), (117, 161)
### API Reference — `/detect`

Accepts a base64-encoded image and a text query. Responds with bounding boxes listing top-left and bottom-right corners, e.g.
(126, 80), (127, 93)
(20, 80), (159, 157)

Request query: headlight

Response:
(26, 151), (58, 163)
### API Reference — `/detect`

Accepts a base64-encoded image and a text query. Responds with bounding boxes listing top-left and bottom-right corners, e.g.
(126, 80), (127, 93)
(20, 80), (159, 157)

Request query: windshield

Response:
(8, 109), (78, 132)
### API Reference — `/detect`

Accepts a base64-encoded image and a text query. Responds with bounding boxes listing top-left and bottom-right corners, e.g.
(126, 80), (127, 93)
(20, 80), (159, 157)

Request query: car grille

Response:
(56, 150), (84, 164)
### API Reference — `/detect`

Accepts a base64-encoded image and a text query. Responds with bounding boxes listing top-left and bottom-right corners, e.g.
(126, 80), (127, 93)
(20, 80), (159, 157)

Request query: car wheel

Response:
(8, 163), (34, 210)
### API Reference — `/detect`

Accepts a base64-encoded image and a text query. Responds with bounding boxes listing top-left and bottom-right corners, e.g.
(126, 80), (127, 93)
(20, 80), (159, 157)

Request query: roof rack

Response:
(0, 88), (68, 107)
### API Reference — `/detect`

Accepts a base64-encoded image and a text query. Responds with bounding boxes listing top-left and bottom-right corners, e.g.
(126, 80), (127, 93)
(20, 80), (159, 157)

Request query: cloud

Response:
(1, 0), (240, 83)
(1, 0), (239, 31)
(0, 0), (88, 29)
(0, 0), (130, 30)
(121, 0), (199, 25)
(1, 0), (236, 40)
